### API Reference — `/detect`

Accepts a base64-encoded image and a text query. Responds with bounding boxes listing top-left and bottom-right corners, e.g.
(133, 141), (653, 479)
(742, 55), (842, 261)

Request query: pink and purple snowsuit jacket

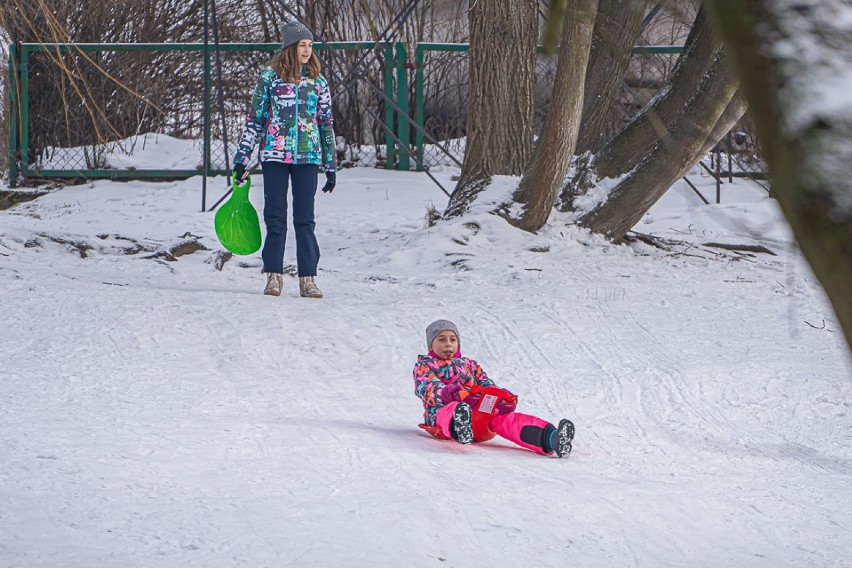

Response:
(413, 353), (495, 427)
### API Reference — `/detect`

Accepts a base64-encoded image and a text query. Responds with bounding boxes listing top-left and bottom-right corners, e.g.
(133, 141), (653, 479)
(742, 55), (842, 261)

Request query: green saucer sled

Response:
(214, 173), (262, 255)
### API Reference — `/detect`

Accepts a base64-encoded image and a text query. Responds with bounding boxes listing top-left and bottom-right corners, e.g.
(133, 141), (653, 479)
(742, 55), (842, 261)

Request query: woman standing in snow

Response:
(232, 20), (337, 298)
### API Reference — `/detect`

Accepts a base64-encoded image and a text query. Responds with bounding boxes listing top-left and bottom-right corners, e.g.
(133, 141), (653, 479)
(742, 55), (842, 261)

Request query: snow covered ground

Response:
(1, 163), (850, 567)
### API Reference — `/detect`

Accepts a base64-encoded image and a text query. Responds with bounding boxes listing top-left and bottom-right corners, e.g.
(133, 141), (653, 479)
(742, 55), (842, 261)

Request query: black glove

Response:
(321, 171), (336, 193)
(233, 163), (247, 183)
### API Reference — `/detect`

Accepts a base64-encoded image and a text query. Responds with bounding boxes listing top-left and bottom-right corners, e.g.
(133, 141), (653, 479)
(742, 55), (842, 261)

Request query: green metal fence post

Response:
(383, 42), (395, 169)
(395, 42), (410, 170)
(203, 44), (212, 179)
(19, 45), (30, 177)
(414, 44), (424, 172)
(7, 44), (19, 188)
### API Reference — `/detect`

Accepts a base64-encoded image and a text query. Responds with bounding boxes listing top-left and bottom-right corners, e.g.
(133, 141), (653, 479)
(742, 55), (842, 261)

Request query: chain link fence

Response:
(7, 41), (760, 192)
(6, 42), (402, 186)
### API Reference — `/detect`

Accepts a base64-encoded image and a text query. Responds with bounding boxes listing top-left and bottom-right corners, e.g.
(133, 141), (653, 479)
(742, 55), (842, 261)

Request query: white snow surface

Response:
(1, 164), (851, 567)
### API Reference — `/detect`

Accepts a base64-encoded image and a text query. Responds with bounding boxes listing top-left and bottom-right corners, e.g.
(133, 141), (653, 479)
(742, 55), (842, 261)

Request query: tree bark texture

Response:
(594, 6), (720, 179)
(444, 0), (538, 219)
(705, 0), (852, 350)
(505, 0), (599, 233)
(576, 0), (651, 154)
(558, 6), (722, 211)
(697, 89), (747, 160)
(579, 51), (739, 240)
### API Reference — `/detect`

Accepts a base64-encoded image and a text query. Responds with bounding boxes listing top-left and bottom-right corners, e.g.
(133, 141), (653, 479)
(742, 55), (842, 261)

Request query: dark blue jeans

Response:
(261, 161), (320, 276)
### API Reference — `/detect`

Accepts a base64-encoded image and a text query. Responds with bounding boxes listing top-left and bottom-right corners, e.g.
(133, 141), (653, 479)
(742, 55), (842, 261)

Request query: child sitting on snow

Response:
(413, 319), (574, 457)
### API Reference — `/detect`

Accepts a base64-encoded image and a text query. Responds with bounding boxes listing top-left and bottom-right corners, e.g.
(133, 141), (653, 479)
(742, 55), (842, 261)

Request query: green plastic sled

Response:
(214, 174), (262, 255)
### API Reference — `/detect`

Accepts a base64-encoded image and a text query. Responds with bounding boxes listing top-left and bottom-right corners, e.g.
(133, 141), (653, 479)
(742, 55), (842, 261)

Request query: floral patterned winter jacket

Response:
(413, 353), (495, 426)
(233, 67), (336, 172)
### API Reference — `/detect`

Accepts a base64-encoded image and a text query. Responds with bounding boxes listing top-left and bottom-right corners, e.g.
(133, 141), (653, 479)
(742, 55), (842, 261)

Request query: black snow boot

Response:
(549, 419), (574, 458)
(450, 402), (473, 445)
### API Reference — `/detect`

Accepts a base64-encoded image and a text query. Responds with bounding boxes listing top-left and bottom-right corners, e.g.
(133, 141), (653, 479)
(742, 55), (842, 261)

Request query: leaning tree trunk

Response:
(500, 0), (599, 233)
(576, 0), (651, 154)
(444, 0), (538, 219)
(698, 89), (747, 159)
(558, 6), (722, 211)
(593, 6), (721, 179)
(705, 0), (852, 351)
(578, 51), (739, 239)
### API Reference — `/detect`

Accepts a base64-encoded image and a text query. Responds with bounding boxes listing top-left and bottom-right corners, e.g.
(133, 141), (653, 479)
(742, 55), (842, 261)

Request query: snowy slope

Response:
(1, 165), (850, 567)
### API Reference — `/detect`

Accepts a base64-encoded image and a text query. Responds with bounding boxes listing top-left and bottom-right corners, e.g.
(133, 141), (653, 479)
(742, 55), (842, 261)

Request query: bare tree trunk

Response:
(576, 0), (651, 154)
(596, 6), (720, 178)
(499, 0), (599, 232)
(579, 51), (739, 239)
(444, 0), (538, 219)
(698, 89), (747, 159)
(558, 6), (721, 210)
(705, 0), (852, 351)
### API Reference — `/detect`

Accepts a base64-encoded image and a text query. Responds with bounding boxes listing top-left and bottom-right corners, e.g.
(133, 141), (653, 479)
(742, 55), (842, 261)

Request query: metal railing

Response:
(7, 42), (700, 188)
(6, 41), (397, 188)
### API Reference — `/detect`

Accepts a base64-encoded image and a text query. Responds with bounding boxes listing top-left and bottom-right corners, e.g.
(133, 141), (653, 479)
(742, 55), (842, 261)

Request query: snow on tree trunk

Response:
(558, 7), (722, 212)
(500, 0), (599, 233)
(444, 0), (538, 219)
(595, 7), (721, 179)
(577, 51), (739, 240)
(705, 0), (852, 351)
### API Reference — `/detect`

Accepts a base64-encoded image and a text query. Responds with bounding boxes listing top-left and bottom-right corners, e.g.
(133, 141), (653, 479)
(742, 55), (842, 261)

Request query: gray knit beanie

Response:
(426, 319), (460, 351)
(279, 21), (314, 50)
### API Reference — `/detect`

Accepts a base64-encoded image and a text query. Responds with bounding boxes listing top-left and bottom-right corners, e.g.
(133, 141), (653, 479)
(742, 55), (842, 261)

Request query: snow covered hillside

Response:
(1, 165), (850, 567)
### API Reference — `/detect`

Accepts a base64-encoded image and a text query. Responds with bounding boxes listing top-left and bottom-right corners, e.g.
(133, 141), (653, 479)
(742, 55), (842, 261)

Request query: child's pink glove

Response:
(439, 383), (462, 403)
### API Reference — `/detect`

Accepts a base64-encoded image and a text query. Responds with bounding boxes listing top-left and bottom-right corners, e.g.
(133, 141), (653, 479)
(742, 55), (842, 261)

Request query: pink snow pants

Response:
(435, 402), (553, 455)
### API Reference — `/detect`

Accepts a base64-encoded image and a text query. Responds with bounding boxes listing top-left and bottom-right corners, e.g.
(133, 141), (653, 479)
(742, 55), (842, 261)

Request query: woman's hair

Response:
(271, 42), (322, 83)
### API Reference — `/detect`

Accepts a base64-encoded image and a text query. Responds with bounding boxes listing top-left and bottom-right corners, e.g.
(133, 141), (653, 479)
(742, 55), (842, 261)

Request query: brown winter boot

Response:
(264, 273), (283, 296)
(299, 276), (323, 298)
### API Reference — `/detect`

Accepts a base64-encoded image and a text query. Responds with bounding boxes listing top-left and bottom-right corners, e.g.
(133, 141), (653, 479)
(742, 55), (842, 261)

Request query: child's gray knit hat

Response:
(426, 319), (460, 351)
(280, 21), (314, 50)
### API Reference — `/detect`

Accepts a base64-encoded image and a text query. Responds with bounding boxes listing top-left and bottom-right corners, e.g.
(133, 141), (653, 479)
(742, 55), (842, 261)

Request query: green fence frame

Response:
(8, 43), (19, 187)
(6, 42), (684, 186)
(411, 43), (684, 171)
(6, 41), (396, 188)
